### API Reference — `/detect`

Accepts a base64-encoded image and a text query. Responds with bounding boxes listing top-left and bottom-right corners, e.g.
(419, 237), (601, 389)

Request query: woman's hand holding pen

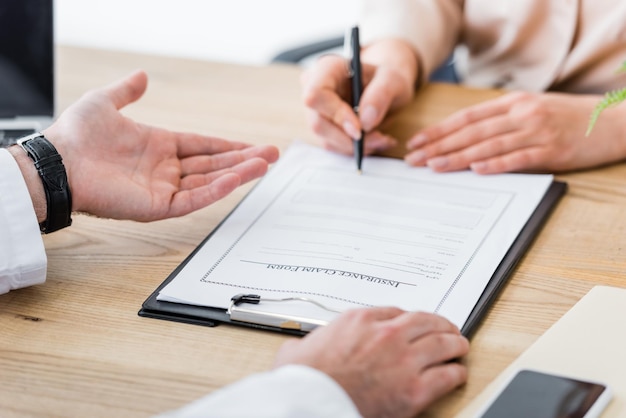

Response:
(301, 38), (419, 156)
(303, 37), (626, 175)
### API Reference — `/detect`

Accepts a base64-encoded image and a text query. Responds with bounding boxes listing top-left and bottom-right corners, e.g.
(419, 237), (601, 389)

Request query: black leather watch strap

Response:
(17, 133), (72, 233)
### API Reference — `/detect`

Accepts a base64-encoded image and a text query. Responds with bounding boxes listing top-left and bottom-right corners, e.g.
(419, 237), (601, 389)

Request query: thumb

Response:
(104, 69), (148, 110)
(359, 67), (414, 132)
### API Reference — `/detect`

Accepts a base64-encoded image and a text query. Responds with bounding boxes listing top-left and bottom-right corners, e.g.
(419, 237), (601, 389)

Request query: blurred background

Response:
(55, 0), (357, 65)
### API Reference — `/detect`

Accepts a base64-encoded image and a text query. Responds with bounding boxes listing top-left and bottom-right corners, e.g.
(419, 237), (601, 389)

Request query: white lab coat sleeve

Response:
(156, 365), (362, 418)
(0, 148), (47, 295)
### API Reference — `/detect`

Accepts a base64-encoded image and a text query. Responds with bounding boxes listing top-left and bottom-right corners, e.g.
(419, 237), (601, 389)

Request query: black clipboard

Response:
(139, 180), (567, 338)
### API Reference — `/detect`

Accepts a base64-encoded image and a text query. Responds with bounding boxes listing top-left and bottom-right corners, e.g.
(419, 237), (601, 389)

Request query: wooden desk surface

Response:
(2, 46), (626, 417)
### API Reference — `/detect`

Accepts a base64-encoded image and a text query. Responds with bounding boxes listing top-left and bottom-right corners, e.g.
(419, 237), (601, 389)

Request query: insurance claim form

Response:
(158, 141), (554, 331)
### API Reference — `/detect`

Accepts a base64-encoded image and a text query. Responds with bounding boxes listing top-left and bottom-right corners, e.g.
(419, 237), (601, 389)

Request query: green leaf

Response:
(586, 61), (626, 136)
(586, 87), (626, 136)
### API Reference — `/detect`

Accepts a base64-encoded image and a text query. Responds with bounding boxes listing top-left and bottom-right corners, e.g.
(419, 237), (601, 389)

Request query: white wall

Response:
(55, 0), (357, 65)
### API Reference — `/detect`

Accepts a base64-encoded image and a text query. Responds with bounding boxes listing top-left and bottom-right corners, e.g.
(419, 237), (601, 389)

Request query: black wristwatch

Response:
(17, 133), (73, 233)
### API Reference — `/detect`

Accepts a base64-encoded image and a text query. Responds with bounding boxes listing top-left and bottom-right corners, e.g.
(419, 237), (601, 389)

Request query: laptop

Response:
(0, 0), (54, 147)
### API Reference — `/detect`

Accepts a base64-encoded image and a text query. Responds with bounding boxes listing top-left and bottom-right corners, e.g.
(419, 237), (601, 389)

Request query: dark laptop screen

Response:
(0, 0), (53, 118)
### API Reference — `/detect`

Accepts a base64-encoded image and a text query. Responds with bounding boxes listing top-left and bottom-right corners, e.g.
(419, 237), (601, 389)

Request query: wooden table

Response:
(2, 46), (626, 417)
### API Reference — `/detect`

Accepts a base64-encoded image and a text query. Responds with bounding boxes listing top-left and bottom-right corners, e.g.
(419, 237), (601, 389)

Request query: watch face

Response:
(0, 0), (54, 118)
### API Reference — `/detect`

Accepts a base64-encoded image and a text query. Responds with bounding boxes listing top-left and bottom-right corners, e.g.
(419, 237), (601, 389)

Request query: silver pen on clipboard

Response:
(227, 294), (343, 332)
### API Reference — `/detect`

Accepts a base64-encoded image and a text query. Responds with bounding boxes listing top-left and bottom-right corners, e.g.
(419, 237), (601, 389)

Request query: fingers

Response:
(168, 172), (242, 218)
(180, 145), (279, 176)
(409, 334), (469, 412)
(270, 306), (469, 418)
(175, 133), (250, 158)
(378, 310), (467, 371)
(273, 338), (303, 368)
(412, 329), (469, 367)
(303, 54), (405, 155)
(302, 56), (361, 153)
(358, 38), (419, 131)
(180, 157), (270, 191)
(469, 147), (552, 174)
(347, 309), (468, 417)
(305, 109), (397, 155)
(423, 130), (535, 173)
(306, 108), (354, 155)
(176, 132), (279, 165)
(390, 310), (461, 342)
(404, 92), (547, 172)
(412, 362), (468, 410)
(335, 308), (461, 343)
(358, 66), (413, 131)
(434, 114), (515, 161)
(103, 69), (149, 110)
(301, 54), (351, 98)
(364, 131), (398, 154)
(406, 118), (522, 171)
(305, 89), (362, 140)
(405, 105), (513, 168)
(302, 55), (358, 129)
(346, 306), (407, 322)
(407, 320), (470, 411)
(407, 93), (521, 151)
(170, 157), (271, 217)
(170, 157), (269, 217)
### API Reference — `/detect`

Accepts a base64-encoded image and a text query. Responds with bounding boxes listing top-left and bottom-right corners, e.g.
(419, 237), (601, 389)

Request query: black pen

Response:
(349, 26), (364, 174)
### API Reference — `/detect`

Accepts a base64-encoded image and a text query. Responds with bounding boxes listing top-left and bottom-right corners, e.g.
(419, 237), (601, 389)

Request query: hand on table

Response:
(405, 91), (626, 174)
(274, 307), (469, 418)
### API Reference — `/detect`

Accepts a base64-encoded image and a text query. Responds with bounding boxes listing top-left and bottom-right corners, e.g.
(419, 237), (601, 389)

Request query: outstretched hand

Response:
(274, 307), (469, 418)
(44, 70), (279, 221)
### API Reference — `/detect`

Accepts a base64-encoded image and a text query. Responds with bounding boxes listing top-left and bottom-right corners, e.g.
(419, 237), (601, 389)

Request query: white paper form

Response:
(158, 142), (554, 330)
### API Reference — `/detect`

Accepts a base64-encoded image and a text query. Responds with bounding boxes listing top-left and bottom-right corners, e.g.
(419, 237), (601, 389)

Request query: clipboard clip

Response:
(228, 293), (342, 332)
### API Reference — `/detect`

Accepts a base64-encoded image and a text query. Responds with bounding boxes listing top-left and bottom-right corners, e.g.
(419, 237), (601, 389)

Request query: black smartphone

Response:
(475, 369), (612, 418)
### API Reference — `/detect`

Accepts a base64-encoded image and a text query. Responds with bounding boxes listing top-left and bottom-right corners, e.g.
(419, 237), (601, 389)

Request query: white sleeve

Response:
(0, 148), (47, 295)
(156, 365), (362, 418)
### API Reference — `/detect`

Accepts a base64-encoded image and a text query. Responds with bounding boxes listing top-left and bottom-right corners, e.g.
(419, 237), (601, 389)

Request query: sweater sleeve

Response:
(0, 148), (47, 295)
(358, 0), (464, 81)
(156, 365), (362, 418)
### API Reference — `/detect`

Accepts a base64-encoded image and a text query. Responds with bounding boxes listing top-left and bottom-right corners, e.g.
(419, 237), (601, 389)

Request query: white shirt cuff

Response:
(157, 364), (361, 418)
(0, 148), (46, 294)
